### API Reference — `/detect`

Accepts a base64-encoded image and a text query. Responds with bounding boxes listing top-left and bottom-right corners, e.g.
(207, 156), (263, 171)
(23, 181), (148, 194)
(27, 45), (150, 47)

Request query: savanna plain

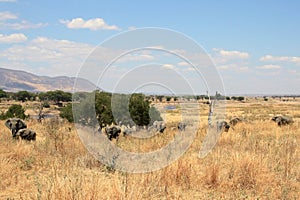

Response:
(0, 97), (299, 199)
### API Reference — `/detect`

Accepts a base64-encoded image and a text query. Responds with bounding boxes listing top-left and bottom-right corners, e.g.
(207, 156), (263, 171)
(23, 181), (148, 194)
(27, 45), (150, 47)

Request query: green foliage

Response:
(156, 95), (164, 102)
(1, 104), (28, 119)
(129, 93), (150, 126)
(226, 96), (231, 100)
(59, 103), (74, 122)
(231, 96), (245, 101)
(38, 90), (72, 103)
(42, 101), (50, 108)
(15, 91), (36, 102)
(72, 91), (161, 127)
(0, 89), (7, 98)
(95, 91), (113, 126)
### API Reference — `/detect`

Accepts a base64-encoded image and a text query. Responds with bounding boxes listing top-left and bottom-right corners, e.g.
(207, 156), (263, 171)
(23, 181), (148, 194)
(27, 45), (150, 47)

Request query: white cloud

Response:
(1, 21), (47, 29)
(217, 63), (250, 72)
(0, 33), (27, 43)
(211, 48), (250, 66)
(220, 50), (249, 59)
(256, 64), (281, 70)
(0, 11), (47, 29)
(213, 48), (249, 59)
(162, 64), (175, 69)
(60, 18), (120, 31)
(185, 67), (196, 72)
(0, 37), (94, 76)
(177, 61), (190, 66)
(0, 11), (17, 21)
(260, 55), (300, 65)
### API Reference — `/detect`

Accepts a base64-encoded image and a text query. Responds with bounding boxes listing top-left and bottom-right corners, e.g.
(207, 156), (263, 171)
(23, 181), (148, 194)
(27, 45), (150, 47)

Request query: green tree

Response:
(156, 95), (164, 102)
(129, 93), (150, 126)
(38, 90), (72, 104)
(0, 89), (7, 98)
(166, 96), (172, 102)
(95, 91), (114, 127)
(15, 91), (35, 102)
(5, 104), (28, 119)
(59, 103), (74, 122)
(73, 91), (158, 127)
(237, 96), (245, 101)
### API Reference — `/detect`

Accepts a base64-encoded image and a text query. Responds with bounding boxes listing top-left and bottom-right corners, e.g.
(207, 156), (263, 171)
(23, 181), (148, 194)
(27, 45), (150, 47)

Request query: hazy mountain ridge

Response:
(0, 68), (95, 92)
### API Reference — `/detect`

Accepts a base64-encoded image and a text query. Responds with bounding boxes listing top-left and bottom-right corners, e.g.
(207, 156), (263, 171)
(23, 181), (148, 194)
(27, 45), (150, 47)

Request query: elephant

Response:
(14, 128), (36, 141)
(121, 125), (136, 136)
(217, 121), (230, 133)
(150, 120), (166, 133)
(229, 117), (243, 127)
(5, 118), (27, 138)
(104, 125), (122, 140)
(271, 116), (293, 126)
(178, 122), (187, 131)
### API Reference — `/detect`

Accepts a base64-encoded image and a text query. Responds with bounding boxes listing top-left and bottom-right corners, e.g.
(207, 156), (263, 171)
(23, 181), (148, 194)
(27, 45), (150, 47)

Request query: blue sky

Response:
(1, 0), (300, 95)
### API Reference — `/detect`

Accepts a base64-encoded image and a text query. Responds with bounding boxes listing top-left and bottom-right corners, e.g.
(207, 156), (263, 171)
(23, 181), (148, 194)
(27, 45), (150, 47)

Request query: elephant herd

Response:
(99, 120), (188, 141)
(217, 115), (294, 133)
(3, 115), (294, 141)
(100, 121), (166, 141)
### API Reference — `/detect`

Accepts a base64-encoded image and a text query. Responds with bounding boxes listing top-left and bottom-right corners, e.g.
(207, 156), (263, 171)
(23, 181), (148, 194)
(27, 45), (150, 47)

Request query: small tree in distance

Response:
(2, 104), (28, 119)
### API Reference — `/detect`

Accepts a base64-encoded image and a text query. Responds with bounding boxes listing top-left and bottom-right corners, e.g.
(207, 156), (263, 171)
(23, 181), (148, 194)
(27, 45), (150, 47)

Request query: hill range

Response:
(0, 68), (95, 92)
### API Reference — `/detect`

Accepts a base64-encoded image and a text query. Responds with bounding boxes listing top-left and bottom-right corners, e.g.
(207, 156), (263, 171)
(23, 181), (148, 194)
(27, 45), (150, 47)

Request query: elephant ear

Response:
(17, 119), (27, 129)
(5, 118), (12, 129)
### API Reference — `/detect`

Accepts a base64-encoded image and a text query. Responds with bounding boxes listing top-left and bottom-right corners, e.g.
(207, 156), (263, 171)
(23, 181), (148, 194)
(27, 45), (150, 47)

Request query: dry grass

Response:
(0, 98), (299, 199)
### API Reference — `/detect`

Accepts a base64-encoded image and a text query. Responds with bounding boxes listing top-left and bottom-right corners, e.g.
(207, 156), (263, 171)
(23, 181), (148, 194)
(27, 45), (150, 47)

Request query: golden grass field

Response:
(0, 97), (299, 199)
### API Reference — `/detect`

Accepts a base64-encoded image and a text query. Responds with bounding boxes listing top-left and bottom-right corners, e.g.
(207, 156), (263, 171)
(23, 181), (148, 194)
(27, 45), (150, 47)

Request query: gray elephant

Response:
(150, 120), (166, 133)
(217, 121), (230, 133)
(14, 128), (36, 141)
(229, 117), (243, 126)
(5, 118), (36, 141)
(5, 118), (27, 138)
(104, 125), (121, 140)
(271, 116), (293, 126)
(178, 122), (187, 131)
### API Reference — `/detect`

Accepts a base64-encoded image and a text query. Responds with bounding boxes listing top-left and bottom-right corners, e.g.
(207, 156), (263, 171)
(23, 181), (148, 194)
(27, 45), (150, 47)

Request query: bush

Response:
(129, 93), (150, 126)
(15, 91), (35, 102)
(59, 103), (74, 122)
(0, 89), (7, 98)
(2, 104), (28, 119)
(232, 96), (245, 101)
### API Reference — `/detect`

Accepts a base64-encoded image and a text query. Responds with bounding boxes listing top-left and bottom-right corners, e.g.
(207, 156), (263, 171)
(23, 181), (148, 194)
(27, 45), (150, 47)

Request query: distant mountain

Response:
(0, 67), (96, 92)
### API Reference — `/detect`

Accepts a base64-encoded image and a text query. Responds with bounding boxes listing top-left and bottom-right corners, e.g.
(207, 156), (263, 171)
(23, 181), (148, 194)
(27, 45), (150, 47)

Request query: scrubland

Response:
(0, 97), (299, 199)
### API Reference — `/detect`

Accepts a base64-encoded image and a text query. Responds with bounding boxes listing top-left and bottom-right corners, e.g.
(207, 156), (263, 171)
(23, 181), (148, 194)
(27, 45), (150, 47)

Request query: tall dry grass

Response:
(0, 99), (299, 199)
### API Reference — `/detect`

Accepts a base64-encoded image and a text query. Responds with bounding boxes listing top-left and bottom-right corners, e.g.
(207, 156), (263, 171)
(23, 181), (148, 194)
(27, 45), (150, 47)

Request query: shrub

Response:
(129, 93), (150, 126)
(59, 103), (74, 122)
(3, 104), (28, 119)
